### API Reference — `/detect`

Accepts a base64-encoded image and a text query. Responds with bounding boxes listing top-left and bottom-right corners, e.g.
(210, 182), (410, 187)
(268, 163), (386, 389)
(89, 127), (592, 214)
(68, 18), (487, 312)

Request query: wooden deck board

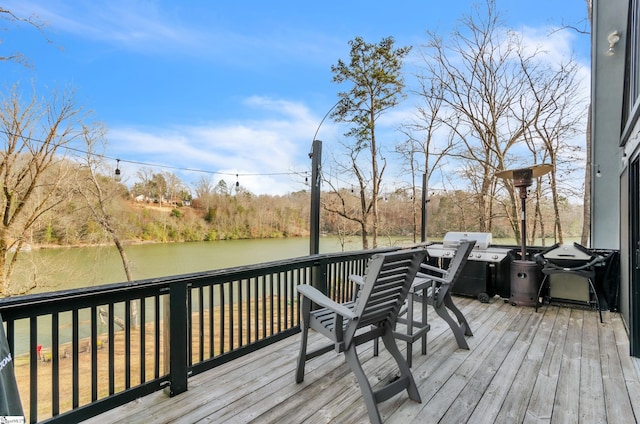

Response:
(82, 297), (640, 424)
(493, 304), (557, 423)
(580, 309), (607, 423)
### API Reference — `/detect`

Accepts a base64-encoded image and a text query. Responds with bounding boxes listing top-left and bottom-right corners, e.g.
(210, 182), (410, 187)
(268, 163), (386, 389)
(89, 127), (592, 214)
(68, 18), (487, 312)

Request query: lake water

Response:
(15, 236), (416, 293)
(8, 236), (415, 355)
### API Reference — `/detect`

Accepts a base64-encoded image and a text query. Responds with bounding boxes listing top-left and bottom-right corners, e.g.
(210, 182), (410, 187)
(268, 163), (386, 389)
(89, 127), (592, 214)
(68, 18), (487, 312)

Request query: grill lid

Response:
(543, 243), (592, 261)
(442, 232), (492, 250)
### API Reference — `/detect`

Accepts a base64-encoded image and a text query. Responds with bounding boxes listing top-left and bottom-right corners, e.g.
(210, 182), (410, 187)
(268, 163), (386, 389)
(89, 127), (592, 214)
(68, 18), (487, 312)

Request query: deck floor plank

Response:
(467, 304), (544, 424)
(552, 308), (584, 424)
(599, 311), (637, 423)
(81, 297), (640, 424)
(524, 305), (571, 423)
(438, 303), (533, 423)
(493, 305), (558, 423)
(579, 308), (607, 423)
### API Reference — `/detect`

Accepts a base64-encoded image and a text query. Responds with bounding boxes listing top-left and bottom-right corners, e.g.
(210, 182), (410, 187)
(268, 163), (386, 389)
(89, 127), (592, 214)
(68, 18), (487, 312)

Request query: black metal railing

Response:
(0, 247), (397, 423)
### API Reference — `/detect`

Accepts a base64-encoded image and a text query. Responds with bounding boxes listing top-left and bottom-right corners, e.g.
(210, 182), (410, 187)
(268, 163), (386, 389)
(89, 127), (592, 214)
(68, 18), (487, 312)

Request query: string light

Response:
(0, 128), (307, 179)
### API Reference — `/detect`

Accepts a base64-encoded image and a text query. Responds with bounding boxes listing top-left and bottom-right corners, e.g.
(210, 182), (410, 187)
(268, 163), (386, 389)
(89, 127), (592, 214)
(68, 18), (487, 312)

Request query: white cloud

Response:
(7, 0), (343, 67)
(107, 97), (320, 195)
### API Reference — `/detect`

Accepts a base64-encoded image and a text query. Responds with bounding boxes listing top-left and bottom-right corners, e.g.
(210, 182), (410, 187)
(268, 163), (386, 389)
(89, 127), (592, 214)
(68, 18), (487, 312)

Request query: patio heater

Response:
(496, 164), (553, 306)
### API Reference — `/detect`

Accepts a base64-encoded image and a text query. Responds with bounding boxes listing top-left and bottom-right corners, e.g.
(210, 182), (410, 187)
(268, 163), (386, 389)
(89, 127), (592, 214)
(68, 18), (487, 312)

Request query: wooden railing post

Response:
(311, 261), (327, 296)
(167, 281), (189, 396)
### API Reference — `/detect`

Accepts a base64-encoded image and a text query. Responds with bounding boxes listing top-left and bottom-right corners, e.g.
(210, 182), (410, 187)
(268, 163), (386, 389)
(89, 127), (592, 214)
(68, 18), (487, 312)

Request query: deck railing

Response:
(0, 247), (397, 423)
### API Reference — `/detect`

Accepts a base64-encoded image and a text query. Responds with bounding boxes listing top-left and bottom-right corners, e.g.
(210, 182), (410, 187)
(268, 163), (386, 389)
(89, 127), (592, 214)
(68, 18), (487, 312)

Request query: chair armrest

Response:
(416, 271), (447, 285)
(349, 274), (365, 287)
(411, 276), (435, 292)
(420, 263), (447, 275)
(297, 285), (357, 320)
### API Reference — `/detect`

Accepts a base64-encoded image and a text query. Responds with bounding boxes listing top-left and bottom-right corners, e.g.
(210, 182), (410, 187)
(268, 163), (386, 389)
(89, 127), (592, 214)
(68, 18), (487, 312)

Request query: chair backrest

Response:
(442, 240), (476, 284)
(348, 249), (426, 337)
(425, 240), (476, 306)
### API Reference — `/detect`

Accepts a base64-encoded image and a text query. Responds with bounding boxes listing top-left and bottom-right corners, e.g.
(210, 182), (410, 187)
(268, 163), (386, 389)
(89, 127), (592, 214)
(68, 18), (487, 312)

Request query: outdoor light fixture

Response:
(595, 164), (602, 177)
(115, 159), (121, 181)
(606, 31), (621, 56)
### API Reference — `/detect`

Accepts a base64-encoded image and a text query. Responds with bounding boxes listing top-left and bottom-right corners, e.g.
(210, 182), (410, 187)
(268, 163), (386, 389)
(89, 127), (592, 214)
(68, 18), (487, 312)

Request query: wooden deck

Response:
(83, 296), (640, 423)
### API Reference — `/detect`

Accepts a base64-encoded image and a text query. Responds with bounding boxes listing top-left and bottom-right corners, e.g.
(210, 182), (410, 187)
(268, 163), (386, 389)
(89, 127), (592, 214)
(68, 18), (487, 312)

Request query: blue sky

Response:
(3, 0), (591, 195)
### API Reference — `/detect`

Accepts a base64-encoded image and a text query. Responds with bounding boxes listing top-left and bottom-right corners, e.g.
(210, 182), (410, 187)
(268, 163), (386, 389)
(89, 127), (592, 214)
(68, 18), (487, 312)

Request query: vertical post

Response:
(310, 139), (322, 255)
(168, 282), (188, 396)
(309, 140), (327, 295)
(520, 190), (527, 260)
(421, 173), (428, 243)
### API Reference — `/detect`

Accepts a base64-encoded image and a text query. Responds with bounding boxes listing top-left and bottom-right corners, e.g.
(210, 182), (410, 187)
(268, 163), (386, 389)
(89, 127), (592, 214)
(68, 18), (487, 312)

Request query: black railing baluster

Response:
(262, 276), (267, 338)
(238, 280), (243, 348)
(253, 277), (259, 342)
(29, 317), (37, 423)
(185, 290), (193, 366)
(268, 274), (274, 336)
(140, 297), (146, 385)
(125, 301), (131, 389)
(208, 286), (214, 358)
(244, 279), (251, 345)
(276, 272), (282, 333)
(90, 306), (97, 402)
(229, 282), (234, 350)
(108, 303), (115, 395)
(154, 295), (160, 379)
(198, 286), (204, 362)
(219, 284), (225, 355)
(72, 309), (79, 409)
(52, 313), (60, 416)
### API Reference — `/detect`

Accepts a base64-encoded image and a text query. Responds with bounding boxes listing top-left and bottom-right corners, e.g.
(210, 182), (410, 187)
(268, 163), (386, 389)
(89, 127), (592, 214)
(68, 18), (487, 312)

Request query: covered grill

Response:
(535, 242), (607, 321)
(427, 232), (512, 302)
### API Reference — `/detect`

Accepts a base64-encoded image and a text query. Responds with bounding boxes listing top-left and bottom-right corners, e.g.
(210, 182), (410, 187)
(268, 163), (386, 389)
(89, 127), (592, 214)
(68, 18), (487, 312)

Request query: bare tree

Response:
(420, 0), (585, 243)
(76, 124), (133, 281)
(75, 124), (139, 326)
(326, 36), (411, 249)
(162, 171), (185, 205)
(193, 175), (215, 210)
(0, 7), (49, 67)
(0, 87), (82, 295)
(520, 57), (588, 245)
(398, 77), (455, 241)
(421, 1), (535, 237)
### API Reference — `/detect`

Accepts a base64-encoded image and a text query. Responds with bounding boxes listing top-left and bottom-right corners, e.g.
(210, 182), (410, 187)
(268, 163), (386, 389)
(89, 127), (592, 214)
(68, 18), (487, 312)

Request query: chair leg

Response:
(420, 289), (428, 355)
(373, 334), (379, 357)
(443, 294), (472, 337)
(405, 291), (415, 367)
(296, 299), (311, 383)
(344, 345), (383, 424)
(380, 330), (421, 403)
(434, 300), (469, 350)
(295, 323), (308, 383)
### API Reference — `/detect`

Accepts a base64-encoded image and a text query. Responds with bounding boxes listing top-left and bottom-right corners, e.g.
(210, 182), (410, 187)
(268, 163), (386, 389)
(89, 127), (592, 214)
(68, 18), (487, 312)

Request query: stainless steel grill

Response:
(429, 232), (510, 262)
(428, 232), (512, 302)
